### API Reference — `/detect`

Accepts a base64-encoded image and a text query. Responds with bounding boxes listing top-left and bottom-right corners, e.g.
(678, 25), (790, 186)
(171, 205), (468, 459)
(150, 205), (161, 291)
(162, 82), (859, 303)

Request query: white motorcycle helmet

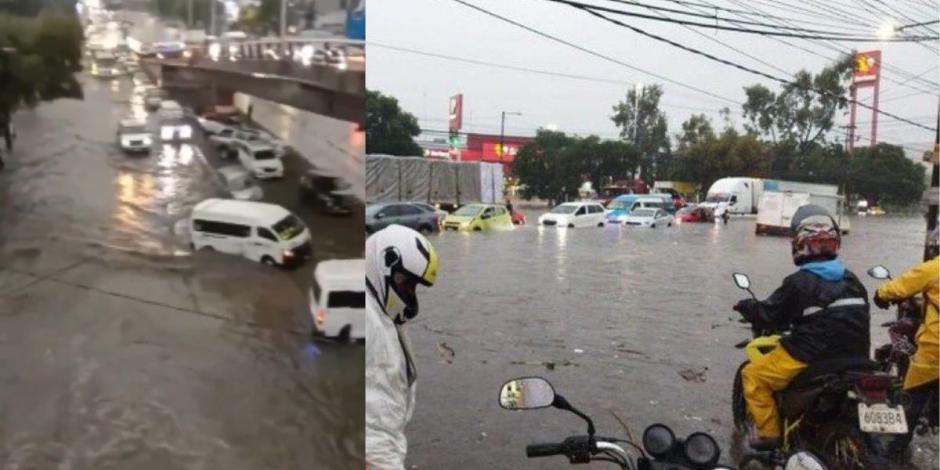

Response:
(366, 224), (439, 324)
(785, 451), (827, 470)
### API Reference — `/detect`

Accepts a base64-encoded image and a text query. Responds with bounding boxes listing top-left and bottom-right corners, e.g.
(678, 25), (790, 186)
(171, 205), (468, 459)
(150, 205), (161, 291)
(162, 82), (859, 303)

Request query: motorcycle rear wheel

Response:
(732, 361), (750, 431)
(815, 421), (890, 470)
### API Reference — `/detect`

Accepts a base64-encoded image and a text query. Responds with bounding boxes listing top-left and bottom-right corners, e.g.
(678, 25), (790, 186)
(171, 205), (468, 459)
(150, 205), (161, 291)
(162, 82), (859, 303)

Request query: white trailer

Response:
(756, 191), (850, 236)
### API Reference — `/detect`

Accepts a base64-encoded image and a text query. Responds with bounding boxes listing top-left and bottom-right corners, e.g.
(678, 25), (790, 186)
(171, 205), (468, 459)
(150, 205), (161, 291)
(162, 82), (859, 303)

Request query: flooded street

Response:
(0, 46), (363, 469)
(406, 212), (937, 469)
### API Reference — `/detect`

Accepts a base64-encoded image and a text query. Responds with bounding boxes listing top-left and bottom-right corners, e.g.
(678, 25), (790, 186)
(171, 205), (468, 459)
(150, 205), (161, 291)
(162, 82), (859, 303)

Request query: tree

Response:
(848, 144), (926, 206)
(671, 115), (769, 198)
(742, 55), (853, 155)
(611, 83), (670, 181)
(0, 14), (83, 160)
(365, 90), (423, 157)
(515, 130), (639, 205)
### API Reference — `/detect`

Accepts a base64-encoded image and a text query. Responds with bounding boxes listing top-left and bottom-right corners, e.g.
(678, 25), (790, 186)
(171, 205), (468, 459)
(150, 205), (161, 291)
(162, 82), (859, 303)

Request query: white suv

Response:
(210, 126), (285, 157)
(116, 119), (152, 153)
(235, 140), (283, 179)
(310, 259), (365, 340)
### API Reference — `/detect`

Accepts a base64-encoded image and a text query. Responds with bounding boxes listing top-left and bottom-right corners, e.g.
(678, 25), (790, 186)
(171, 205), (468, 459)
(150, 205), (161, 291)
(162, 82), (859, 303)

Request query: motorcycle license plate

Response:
(858, 403), (908, 434)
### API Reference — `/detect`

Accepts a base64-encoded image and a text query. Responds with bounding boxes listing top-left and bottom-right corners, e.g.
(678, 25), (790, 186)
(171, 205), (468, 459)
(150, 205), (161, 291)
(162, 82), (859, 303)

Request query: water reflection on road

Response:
(406, 212), (936, 469)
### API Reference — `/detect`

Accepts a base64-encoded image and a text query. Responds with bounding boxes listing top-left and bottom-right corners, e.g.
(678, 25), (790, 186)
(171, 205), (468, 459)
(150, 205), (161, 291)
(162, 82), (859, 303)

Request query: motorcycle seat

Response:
(788, 357), (878, 390)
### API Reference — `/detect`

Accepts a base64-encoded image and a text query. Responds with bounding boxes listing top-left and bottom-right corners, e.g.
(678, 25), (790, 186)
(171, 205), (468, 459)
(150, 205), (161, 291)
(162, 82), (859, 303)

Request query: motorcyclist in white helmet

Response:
(365, 224), (438, 470)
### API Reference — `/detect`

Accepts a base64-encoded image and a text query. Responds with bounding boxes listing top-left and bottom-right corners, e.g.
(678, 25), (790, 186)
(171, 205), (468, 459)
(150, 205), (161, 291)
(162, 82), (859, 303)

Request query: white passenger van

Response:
(309, 259), (365, 340)
(190, 198), (312, 266)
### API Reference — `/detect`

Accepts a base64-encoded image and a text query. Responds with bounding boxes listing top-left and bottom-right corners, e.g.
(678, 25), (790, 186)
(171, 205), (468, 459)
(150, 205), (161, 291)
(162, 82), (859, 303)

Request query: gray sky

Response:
(366, 0), (938, 156)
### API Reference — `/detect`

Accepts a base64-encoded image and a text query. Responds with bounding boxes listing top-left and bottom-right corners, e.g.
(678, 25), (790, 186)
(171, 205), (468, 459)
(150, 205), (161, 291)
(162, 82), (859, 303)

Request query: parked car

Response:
(158, 100), (185, 120)
(442, 203), (513, 232)
(366, 202), (439, 234)
(190, 198), (312, 267)
(605, 194), (670, 224)
(676, 205), (714, 223)
(299, 169), (354, 215)
(309, 259), (365, 341)
(538, 201), (606, 228)
(234, 140), (283, 179)
(116, 118), (152, 153)
(410, 202), (449, 224)
(621, 208), (674, 228)
(210, 127), (285, 158)
(217, 165), (263, 201)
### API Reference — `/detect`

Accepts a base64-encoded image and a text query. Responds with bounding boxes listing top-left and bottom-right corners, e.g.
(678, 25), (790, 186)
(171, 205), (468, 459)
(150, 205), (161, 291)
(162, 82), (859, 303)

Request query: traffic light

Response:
(448, 131), (460, 148)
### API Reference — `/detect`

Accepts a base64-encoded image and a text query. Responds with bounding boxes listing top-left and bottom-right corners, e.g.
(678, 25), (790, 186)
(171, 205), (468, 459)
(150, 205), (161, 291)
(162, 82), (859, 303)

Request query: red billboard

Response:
(482, 142), (520, 161)
(853, 50), (881, 84)
(448, 94), (463, 131)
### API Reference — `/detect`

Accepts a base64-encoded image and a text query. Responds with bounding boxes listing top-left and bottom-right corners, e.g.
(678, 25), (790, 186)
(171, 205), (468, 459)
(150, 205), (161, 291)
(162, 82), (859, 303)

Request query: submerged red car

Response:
(677, 206), (714, 223)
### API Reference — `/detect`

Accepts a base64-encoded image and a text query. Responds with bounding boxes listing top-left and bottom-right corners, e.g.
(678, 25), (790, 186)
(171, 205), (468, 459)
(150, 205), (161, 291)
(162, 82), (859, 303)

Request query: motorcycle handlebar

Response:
(526, 442), (566, 458)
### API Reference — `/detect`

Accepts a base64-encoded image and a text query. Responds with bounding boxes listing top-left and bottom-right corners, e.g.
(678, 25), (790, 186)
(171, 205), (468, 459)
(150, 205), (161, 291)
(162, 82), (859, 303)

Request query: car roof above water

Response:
(315, 259), (364, 291)
(192, 198), (289, 226)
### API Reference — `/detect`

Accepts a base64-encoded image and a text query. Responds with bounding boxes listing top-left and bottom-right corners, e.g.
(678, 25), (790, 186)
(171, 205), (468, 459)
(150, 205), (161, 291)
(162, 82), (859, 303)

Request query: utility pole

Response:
(634, 82), (644, 180)
(926, 96), (939, 260)
(499, 111), (521, 163)
(280, 0), (288, 37)
(187, 0), (193, 28)
(209, 0), (214, 35)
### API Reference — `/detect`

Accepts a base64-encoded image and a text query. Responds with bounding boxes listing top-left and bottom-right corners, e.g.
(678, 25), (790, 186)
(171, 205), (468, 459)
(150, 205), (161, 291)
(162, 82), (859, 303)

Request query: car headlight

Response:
(282, 250), (294, 258)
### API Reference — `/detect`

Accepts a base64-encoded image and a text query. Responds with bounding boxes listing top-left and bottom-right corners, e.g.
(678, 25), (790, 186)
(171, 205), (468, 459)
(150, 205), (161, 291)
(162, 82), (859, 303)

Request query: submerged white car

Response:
(310, 259), (365, 340)
(538, 201), (606, 228)
(116, 119), (152, 153)
(235, 140), (283, 179)
(621, 208), (674, 228)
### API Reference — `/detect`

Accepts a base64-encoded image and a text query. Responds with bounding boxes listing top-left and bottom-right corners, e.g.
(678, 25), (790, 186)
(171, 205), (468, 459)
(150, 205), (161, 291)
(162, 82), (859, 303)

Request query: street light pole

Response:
(187, 0), (193, 28)
(634, 82), (644, 181)
(499, 111), (521, 163)
(280, 0), (288, 37)
(209, 0), (214, 35)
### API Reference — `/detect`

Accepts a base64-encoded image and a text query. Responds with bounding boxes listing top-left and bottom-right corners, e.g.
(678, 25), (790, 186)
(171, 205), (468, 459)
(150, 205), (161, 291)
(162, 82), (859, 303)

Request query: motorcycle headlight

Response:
(683, 432), (719, 467)
(642, 424), (675, 459)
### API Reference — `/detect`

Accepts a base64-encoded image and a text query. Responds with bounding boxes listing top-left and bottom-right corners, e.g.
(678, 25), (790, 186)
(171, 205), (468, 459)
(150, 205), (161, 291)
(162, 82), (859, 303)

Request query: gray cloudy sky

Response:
(367, 0), (938, 156)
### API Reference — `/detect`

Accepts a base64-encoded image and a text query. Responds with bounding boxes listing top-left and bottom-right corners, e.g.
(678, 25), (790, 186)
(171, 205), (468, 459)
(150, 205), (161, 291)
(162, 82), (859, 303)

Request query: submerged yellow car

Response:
(442, 203), (514, 232)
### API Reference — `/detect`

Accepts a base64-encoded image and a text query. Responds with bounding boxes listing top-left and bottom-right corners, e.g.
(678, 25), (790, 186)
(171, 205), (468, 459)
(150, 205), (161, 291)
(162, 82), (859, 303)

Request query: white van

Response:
(190, 198), (312, 266)
(309, 259), (365, 340)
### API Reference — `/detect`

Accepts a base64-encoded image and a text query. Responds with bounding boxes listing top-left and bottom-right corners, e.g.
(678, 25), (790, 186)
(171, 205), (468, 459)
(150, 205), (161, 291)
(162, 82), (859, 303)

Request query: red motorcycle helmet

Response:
(789, 204), (841, 266)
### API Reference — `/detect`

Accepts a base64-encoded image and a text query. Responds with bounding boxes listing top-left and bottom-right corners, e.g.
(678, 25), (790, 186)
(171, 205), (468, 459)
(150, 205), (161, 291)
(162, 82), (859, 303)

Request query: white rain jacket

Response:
(366, 247), (416, 469)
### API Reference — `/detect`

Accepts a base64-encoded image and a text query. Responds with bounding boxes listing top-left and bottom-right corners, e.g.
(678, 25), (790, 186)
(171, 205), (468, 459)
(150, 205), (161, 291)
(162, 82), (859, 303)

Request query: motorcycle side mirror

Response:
(867, 265), (891, 280)
(499, 377), (556, 410)
(732, 273), (751, 290)
(784, 451), (827, 470)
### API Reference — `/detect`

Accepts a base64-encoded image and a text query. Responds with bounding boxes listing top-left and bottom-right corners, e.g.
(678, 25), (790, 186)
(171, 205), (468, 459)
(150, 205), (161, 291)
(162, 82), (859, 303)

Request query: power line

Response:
(599, 0), (881, 35)
(879, 89), (936, 104)
(540, 0), (938, 42)
(722, 0), (938, 94)
(649, 0), (878, 33)
(369, 43), (731, 111)
(558, 1), (937, 132)
(444, 0), (739, 105)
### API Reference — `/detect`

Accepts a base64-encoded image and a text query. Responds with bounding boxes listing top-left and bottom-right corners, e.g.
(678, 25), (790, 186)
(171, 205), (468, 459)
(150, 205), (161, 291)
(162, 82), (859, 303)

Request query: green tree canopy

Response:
(742, 54), (853, 153)
(0, 14), (83, 152)
(848, 144), (926, 206)
(365, 90), (423, 157)
(515, 130), (638, 205)
(611, 83), (670, 179)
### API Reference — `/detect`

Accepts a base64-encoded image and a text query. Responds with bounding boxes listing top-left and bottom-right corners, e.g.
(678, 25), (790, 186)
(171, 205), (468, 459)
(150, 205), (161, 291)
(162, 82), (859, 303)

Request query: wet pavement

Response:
(0, 33), (363, 470)
(405, 212), (938, 469)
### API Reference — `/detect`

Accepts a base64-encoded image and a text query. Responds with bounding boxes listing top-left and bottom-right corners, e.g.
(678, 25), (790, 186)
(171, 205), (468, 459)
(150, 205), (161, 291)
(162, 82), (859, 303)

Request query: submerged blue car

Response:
(605, 194), (675, 224)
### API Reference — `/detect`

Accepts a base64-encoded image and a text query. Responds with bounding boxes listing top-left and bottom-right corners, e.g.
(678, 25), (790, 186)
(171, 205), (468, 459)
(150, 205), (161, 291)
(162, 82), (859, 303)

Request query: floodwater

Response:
(406, 211), (937, 469)
(0, 60), (363, 468)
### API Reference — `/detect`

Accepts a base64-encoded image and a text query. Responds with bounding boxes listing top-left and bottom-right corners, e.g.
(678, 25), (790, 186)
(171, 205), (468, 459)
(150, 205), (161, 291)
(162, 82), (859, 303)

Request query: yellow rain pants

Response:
(742, 346), (808, 438)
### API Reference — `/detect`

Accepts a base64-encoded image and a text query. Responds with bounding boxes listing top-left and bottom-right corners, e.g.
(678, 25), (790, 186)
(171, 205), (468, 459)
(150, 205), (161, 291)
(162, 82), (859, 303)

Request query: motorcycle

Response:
(729, 273), (900, 469)
(498, 376), (826, 470)
(866, 265), (939, 440)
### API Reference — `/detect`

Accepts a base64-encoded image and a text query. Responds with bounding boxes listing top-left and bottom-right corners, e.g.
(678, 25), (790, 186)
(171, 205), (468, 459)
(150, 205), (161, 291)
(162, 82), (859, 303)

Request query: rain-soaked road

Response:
(0, 51), (362, 469)
(406, 212), (937, 469)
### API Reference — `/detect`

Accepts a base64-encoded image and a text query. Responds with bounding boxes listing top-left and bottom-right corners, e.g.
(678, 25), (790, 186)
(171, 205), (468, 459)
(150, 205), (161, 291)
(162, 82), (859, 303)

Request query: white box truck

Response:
(702, 177), (764, 215)
(756, 191), (850, 236)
